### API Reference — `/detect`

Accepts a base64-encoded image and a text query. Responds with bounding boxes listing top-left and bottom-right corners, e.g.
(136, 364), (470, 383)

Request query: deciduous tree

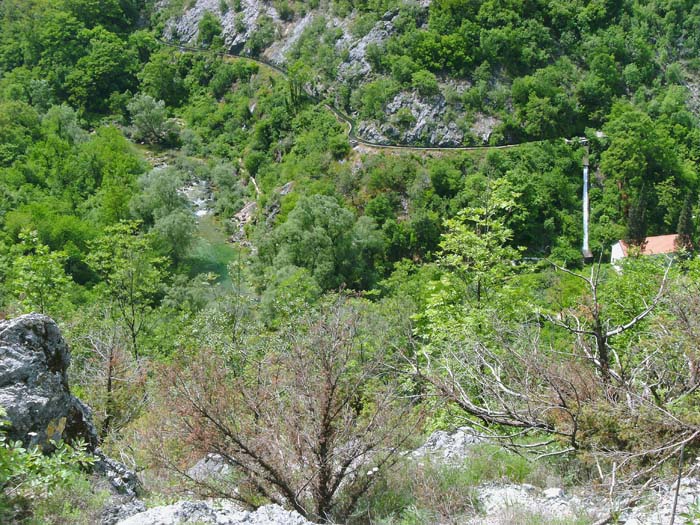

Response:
(87, 221), (166, 359)
(10, 230), (71, 316)
(127, 94), (179, 145)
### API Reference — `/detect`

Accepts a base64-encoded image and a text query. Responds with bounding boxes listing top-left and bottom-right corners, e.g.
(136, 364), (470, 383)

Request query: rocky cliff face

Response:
(0, 314), (97, 451)
(166, 0), (280, 54)
(356, 89), (469, 147)
(160, 0), (499, 147)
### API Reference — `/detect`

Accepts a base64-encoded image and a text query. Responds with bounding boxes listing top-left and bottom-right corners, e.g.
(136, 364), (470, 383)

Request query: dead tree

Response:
(405, 257), (700, 486)
(71, 317), (147, 439)
(403, 319), (592, 454)
(158, 297), (422, 523)
(544, 258), (671, 386)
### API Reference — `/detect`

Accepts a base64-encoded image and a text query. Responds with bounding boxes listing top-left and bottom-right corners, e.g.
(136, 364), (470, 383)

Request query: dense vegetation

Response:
(0, 0), (699, 523)
(295, 0), (700, 140)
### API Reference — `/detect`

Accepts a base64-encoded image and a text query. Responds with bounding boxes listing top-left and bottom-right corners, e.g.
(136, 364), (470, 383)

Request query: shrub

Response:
(355, 459), (480, 525)
(0, 410), (99, 524)
(158, 297), (422, 523)
(411, 70), (439, 97)
(391, 56), (419, 85)
(274, 0), (294, 21)
(245, 16), (276, 56)
(395, 107), (416, 128)
(198, 11), (222, 48)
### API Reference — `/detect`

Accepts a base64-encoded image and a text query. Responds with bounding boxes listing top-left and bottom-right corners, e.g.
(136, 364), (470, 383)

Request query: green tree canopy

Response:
(65, 27), (138, 114)
(87, 221), (166, 359)
(257, 194), (384, 290)
(10, 230), (72, 316)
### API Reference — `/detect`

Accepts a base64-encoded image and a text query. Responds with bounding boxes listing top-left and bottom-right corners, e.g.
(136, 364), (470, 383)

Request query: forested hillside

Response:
(1, 0), (700, 523)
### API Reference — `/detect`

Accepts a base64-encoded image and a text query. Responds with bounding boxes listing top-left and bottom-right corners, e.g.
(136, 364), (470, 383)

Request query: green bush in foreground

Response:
(0, 410), (106, 524)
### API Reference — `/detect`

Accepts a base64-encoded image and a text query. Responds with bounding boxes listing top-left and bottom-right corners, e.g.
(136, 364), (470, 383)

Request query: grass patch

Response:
(353, 459), (480, 525)
(352, 437), (591, 525)
(459, 441), (586, 488)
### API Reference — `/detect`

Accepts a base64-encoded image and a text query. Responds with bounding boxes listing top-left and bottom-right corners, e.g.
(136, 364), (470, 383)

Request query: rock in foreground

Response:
(621, 477), (700, 525)
(466, 483), (607, 524)
(0, 313), (97, 450)
(116, 502), (312, 525)
(0, 313), (143, 519)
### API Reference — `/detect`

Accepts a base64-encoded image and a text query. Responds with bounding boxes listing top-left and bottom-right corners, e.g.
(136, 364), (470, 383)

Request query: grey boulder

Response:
(410, 426), (485, 462)
(187, 453), (233, 482)
(0, 313), (97, 451)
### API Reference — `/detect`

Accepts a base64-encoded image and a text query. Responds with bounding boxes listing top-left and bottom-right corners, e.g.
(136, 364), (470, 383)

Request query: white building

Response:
(611, 234), (679, 265)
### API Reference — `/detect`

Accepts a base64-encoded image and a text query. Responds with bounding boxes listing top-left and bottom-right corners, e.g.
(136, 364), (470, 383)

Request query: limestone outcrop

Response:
(0, 313), (143, 523)
(116, 502), (313, 525)
(0, 313), (97, 451)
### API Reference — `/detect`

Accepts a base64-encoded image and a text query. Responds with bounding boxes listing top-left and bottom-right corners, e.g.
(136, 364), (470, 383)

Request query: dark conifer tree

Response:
(626, 185), (648, 249)
(676, 194), (696, 251)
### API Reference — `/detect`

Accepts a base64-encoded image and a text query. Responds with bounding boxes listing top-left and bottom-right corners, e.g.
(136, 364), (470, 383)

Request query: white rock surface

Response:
(266, 11), (315, 64)
(167, 0), (280, 53)
(471, 113), (502, 143)
(411, 426), (485, 462)
(355, 85), (472, 147)
(621, 477), (700, 525)
(336, 17), (394, 83)
(117, 502), (312, 525)
(543, 487), (565, 499)
(467, 483), (605, 524)
(187, 453), (233, 482)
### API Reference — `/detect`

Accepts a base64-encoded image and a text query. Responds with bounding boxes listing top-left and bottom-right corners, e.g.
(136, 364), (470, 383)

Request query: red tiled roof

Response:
(619, 234), (679, 257)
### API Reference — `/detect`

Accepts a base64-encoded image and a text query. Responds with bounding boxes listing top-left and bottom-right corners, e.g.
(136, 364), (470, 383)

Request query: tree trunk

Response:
(102, 346), (115, 437)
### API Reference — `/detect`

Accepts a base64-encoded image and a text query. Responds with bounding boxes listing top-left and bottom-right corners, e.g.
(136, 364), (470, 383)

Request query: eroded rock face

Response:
(266, 11), (315, 64)
(357, 90), (466, 147)
(166, 0), (280, 54)
(336, 16), (395, 84)
(159, 1), (489, 147)
(116, 502), (312, 525)
(0, 314), (97, 451)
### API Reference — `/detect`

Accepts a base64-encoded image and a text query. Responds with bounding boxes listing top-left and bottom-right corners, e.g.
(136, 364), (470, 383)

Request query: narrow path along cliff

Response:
(158, 39), (555, 155)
